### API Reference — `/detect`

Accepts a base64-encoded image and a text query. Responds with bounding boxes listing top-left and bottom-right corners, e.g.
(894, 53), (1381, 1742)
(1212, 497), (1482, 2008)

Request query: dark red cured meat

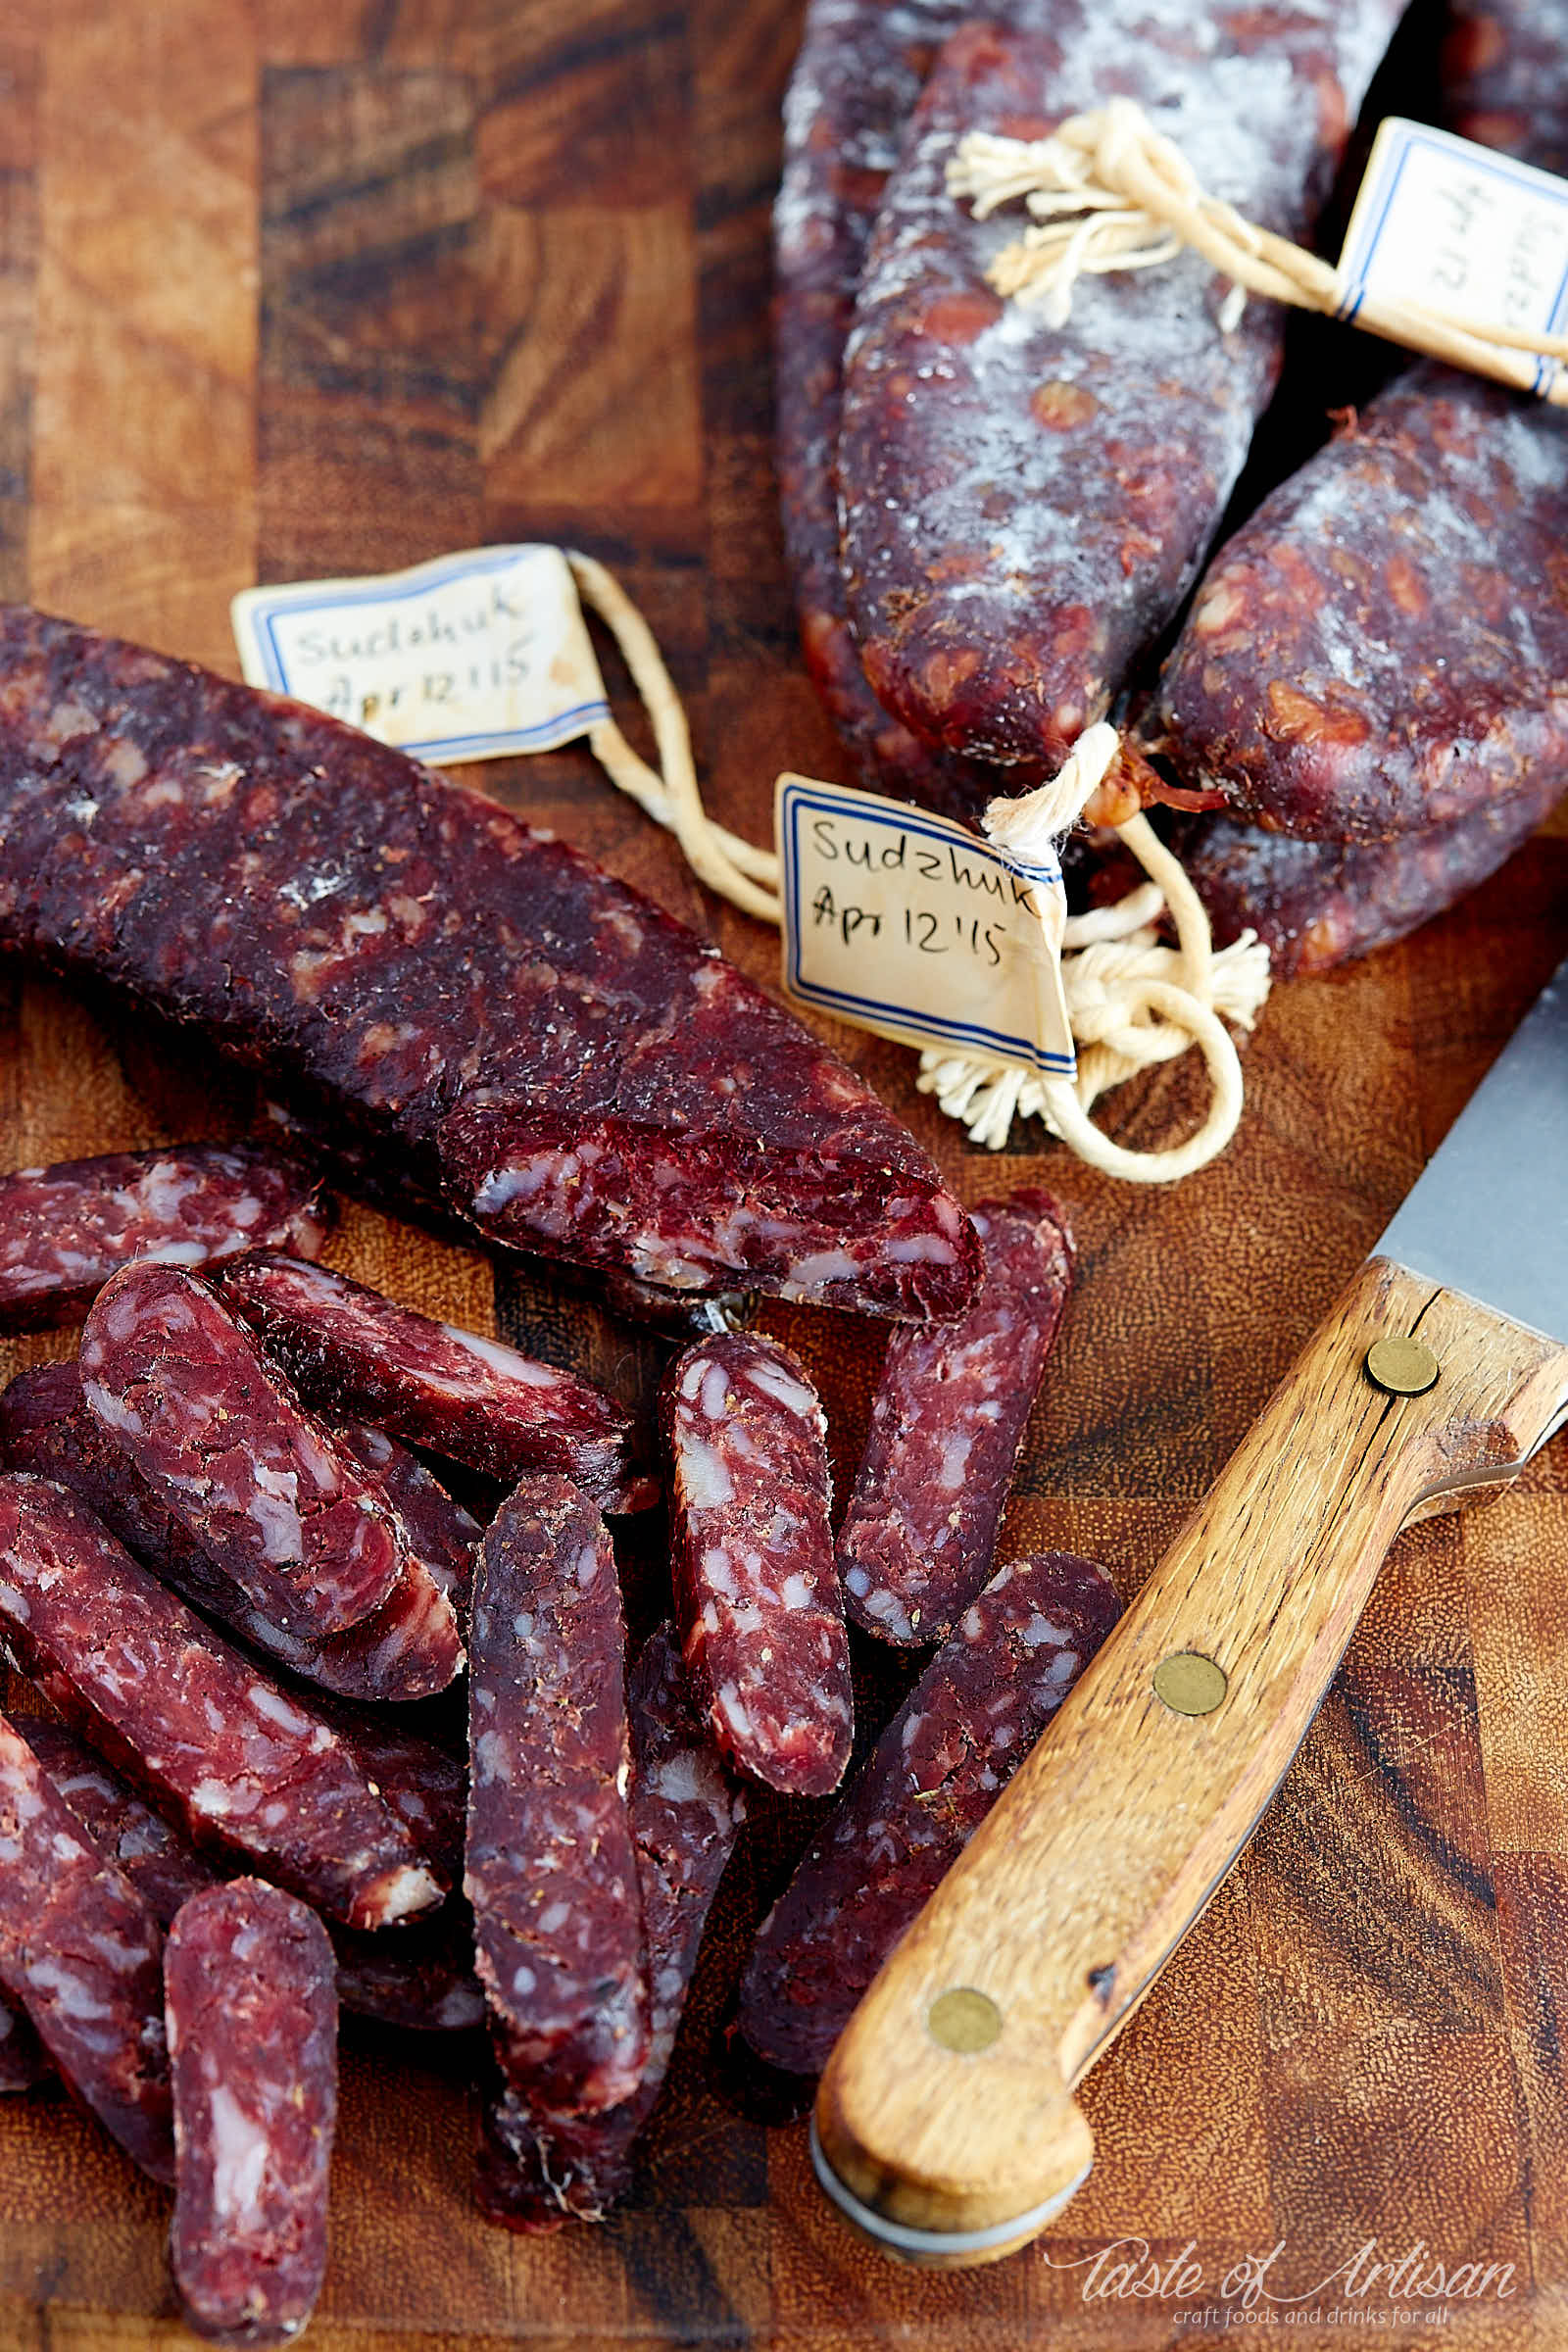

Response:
(81, 1260), (410, 1642)
(166, 1880), (337, 2349)
(2, 1360), (464, 1704)
(838, 1187), (1073, 1645)
(331, 1908), (485, 2035)
(0, 1145), (330, 1336)
(837, 3), (1402, 795)
(22, 1712), (223, 1926)
(476, 1625), (746, 2231)
(1155, 367), (1568, 841)
(663, 1334), (852, 1797)
(0, 1707), (174, 2180)
(308, 1698), (466, 1887)
(215, 1252), (639, 1510)
(739, 1549), (1120, 2075)
(1181, 783), (1565, 975)
(0, 1992), (48, 2092)
(0, 1475), (447, 1929)
(465, 1475), (649, 2116)
(0, 607), (979, 1323)
(1442, 0), (1568, 177)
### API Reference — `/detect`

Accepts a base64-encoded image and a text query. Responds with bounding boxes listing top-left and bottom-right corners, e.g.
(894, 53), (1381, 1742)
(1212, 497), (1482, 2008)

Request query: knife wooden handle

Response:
(814, 1256), (1568, 2266)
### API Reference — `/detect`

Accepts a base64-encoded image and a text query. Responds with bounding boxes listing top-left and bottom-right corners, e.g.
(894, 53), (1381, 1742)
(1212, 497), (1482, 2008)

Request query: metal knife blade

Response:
(1379, 956), (1568, 1347)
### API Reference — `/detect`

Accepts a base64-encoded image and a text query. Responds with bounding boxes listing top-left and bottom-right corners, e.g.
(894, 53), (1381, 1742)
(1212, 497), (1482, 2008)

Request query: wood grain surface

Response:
(0, 4), (1564, 2348)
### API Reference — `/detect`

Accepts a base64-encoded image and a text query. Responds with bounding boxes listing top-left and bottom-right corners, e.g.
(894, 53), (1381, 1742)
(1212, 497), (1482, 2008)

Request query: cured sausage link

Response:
(0, 1361), (466, 1705)
(81, 1261), (410, 1643)
(0, 1475), (446, 1929)
(476, 1625), (746, 2230)
(663, 1334), (852, 1797)
(0, 1707), (174, 2180)
(166, 1881), (337, 2349)
(838, 1187), (1073, 1645)
(739, 1550), (1121, 2076)
(0, 606), (979, 1323)
(214, 1251), (640, 1508)
(0, 1144), (330, 1335)
(1443, 0), (1568, 177)
(466, 1476), (650, 2116)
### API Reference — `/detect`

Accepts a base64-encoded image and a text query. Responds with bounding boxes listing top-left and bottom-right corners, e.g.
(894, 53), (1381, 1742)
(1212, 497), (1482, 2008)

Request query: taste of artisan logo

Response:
(1045, 2236), (1517, 2328)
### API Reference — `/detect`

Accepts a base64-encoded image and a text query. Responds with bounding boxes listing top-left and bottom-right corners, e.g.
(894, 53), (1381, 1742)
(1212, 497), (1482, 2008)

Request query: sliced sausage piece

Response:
(22, 1712), (223, 1925)
(0, 606), (979, 1323)
(306, 1699), (466, 1888)
(166, 1880), (337, 2349)
(214, 1252), (640, 1510)
(0, 1475), (446, 1930)
(838, 1188), (1073, 1645)
(1156, 367), (1568, 841)
(0, 1707), (174, 2180)
(1, 1361), (464, 1704)
(837, 4), (1403, 795)
(739, 1550), (1121, 2076)
(476, 1625), (746, 2230)
(80, 1261), (410, 1642)
(0, 1144), (329, 1335)
(466, 1476), (649, 2116)
(664, 1334), (851, 1797)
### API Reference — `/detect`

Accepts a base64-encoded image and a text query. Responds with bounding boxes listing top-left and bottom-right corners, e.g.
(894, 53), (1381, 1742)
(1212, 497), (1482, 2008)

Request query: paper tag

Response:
(1338, 118), (1568, 395)
(230, 545), (612, 762)
(775, 774), (1076, 1078)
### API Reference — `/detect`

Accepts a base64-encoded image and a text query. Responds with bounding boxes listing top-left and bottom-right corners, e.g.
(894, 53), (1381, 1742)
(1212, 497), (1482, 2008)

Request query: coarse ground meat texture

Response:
(165, 1880), (337, 2349)
(466, 1475), (650, 2116)
(0, 1706), (174, 2180)
(476, 1625), (745, 2230)
(80, 1261), (410, 1644)
(22, 1712), (223, 1927)
(0, 1475), (447, 1929)
(837, 0), (1403, 794)
(215, 1251), (638, 1509)
(1180, 782), (1566, 974)
(0, 606), (979, 1322)
(663, 1334), (852, 1797)
(0, 1145), (330, 1335)
(739, 1550), (1121, 2075)
(838, 1187), (1072, 1644)
(1155, 368), (1568, 841)
(0, 1361), (466, 1704)
(1442, 0), (1568, 176)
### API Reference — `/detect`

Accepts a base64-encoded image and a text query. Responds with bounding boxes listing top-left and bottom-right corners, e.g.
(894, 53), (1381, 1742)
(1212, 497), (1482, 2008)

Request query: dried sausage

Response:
(215, 1251), (640, 1510)
(1442, 0), (1568, 176)
(838, 1187), (1072, 1644)
(0, 1144), (329, 1335)
(1, 1361), (466, 1704)
(739, 1550), (1120, 2075)
(0, 607), (979, 1322)
(664, 1335), (851, 1796)
(465, 1475), (649, 2116)
(838, 4), (1402, 794)
(165, 1880), (336, 2348)
(0, 1474), (447, 1929)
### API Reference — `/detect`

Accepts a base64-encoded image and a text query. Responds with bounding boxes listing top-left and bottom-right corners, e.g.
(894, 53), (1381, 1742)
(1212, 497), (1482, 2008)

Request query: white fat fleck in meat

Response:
(745, 1361), (818, 1419)
(698, 1361), (730, 1422)
(677, 1432), (734, 1511)
(1048, 1647), (1081, 1686)
(144, 1240), (213, 1267)
(436, 1322), (560, 1389)
(50, 1831), (86, 1864)
(778, 1570), (818, 1610)
(678, 1358), (707, 1402)
(190, 1779), (238, 1819)
(574, 1544), (601, 1590)
(858, 1585), (916, 1642)
(886, 1233), (959, 1264)
(248, 1471), (304, 1565)
(24, 1958), (113, 2020)
(474, 1729), (511, 1786)
(370, 1864), (442, 1923)
(246, 1685), (314, 1738)
(0, 1584), (31, 1625)
(207, 2084), (272, 2232)
(99, 1287), (154, 1348)
(937, 1432), (973, 1492)
(781, 1248), (860, 1292)
(716, 1685), (754, 1742)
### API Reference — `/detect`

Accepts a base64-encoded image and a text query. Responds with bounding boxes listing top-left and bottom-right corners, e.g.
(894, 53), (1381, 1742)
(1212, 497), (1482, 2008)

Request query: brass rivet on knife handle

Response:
(1366, 1335), (1441, 1396)
(1152, 1651), (1227, 1716)
(927, 1988), (1003, 2053)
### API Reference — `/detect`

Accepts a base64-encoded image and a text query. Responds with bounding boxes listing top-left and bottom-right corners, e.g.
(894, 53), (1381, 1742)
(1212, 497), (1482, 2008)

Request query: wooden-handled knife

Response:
(811, 956), (1568, 2268)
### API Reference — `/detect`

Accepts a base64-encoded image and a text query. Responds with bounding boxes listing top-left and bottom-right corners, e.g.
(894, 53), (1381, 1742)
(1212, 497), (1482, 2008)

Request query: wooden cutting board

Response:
(0, 3), (1564, 2346)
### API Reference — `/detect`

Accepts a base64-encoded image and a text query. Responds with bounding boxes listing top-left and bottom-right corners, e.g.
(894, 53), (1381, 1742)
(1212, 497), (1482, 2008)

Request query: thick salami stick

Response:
(0, 1145), (330, 1335)
(1443, 0), (1568, 176)
(0, 607), (978, 1322)
(838, 1187), (1072, 1645)
(215, 1252), (638, 1510)
(0, 1708), (174, 2180)
(0, 1476), (446, 1929)
(466, 1476), (649, 2115)
(1156, 367), (1568, 841)
(739, 1550), (1121, 2075)
(663, 1334), (852, 1797)
(2, 1361), (465, 1704)
(81, 1261), (412, 1642)
(476, 1626), (745, 2231)
(1183, 784), (1564, 976)
(166, 1881), (337, 2349)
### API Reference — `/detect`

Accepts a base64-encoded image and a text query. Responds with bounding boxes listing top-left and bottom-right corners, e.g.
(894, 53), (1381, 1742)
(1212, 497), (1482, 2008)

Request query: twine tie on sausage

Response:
(566, 551), (1270, 1184)
(948, 99), (1568, 398)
